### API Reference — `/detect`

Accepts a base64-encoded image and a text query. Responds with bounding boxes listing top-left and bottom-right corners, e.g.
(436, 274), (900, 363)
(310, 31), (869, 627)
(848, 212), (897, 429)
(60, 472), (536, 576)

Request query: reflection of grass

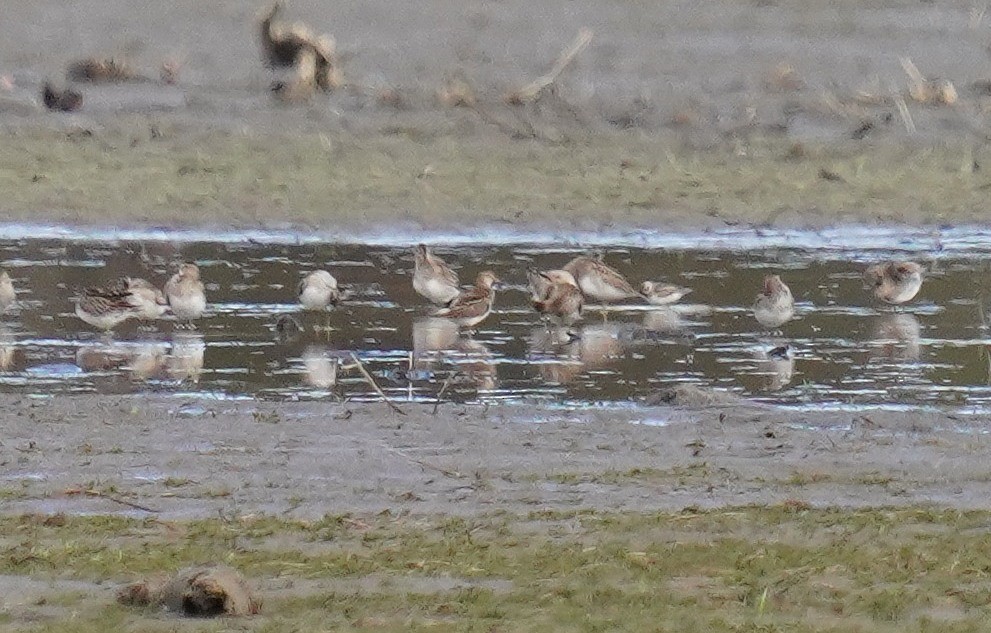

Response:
(4, 506), (991, 631)
(1, 126), (990, 228)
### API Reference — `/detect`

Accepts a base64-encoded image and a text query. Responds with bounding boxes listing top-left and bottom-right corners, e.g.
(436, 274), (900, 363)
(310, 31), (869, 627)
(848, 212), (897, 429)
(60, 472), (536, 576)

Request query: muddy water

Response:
(1, 233), (990, 412)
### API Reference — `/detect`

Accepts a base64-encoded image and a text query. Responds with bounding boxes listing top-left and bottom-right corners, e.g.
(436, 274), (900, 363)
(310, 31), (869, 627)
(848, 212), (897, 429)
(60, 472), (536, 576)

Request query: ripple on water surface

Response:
(0, 225), (989, 413)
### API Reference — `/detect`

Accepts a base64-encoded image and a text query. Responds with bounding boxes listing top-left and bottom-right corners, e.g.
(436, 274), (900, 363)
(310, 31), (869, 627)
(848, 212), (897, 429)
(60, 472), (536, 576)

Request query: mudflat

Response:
(3, 2), (991, 629)
(3, 394), (990, 517)
(1, 0), (990, 230)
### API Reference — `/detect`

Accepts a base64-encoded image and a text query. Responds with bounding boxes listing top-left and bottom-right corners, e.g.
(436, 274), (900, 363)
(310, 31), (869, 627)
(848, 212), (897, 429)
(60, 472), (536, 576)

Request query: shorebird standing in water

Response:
(165, 263), (206, 328)
(75, 280), (149, 333)
(299, 270), (340, 311)
(0, 271), (16, 313)
(563, 253), (639, 322)
(528, 269), (584, 328)
(434, 271), (499, 329)
(640, 281), (692, 306)
(563, 254), (638, 303)
(299, 269), (341, 335)
(413, 244), (460, 306)
(864, 261), (923, 306)
(121, 277), (169, 321)
(753, 274), (794, 329)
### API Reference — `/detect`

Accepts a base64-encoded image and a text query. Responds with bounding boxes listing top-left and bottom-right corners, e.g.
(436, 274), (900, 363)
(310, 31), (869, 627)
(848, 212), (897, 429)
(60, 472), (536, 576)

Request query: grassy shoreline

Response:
(2, 126), (989, 232)
(5, 506), (991, 631)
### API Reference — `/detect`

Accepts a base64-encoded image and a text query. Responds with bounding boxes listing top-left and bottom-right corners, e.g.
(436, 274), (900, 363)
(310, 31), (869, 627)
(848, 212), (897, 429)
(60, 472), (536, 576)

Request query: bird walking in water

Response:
(434, 271), (500, 329)
(753, 274), (794, 329)
(864, 261), (923, 305)
(165, 263), (206, 328)
(413, 244), (460, 306)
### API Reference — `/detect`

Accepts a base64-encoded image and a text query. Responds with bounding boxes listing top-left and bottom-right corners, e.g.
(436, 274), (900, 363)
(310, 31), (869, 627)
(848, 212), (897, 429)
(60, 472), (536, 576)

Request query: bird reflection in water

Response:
(302, 344), (338, 390)
(168, 331), (206, 384)
(412, 317), (497, 393)
(871, 313), (922, 362)
(528, 322), (627, 384)
(0, 325), (23, 371)
(76, 342), (132, 373)
(752, 343), (795, 392)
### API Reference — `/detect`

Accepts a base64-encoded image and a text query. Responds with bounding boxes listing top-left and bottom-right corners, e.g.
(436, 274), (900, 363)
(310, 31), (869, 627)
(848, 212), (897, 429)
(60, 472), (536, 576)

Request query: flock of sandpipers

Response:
(0, 246), (925, 336)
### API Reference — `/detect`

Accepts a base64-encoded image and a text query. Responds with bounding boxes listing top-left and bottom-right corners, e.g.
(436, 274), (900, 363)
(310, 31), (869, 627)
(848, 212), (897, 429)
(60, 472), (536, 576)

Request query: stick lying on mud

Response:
(347, 353), (406, 415)
(506, 28), (593, 105)
(65, 487), (160, 513)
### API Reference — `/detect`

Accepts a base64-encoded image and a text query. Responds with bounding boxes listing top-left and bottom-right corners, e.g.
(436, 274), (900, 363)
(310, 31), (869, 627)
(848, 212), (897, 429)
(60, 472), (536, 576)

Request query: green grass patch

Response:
(1, 126), (990, 229)
(4, 506), (991, 631)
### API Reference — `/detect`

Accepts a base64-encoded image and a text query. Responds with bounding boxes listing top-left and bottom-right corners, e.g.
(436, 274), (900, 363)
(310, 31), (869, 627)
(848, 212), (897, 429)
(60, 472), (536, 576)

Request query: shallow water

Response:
(1, 227), (991, 412)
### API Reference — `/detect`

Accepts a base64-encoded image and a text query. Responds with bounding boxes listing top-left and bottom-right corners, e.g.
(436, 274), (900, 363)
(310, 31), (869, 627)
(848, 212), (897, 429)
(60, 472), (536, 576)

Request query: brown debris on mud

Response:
(66, 57), (140, 83)
(259, 2), (341, 100)
(118, 565), (261, 617)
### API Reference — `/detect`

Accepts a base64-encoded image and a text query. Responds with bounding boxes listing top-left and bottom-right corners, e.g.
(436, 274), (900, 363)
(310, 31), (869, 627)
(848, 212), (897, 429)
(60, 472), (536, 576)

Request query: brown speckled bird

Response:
(434, 271), (499, 328)
(528, 269), (583, 326)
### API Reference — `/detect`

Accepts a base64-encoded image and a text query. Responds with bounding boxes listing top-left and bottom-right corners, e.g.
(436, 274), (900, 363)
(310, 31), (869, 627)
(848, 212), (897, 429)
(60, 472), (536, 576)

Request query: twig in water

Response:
(349, 353), (406, 415)
(432, 370), (461, 415)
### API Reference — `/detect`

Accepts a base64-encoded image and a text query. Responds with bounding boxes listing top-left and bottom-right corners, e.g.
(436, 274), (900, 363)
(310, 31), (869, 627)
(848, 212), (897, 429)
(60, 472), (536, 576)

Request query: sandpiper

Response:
(527, 269), (583, 326)
(0, 271), (16, 313)
(112, 277), (169, 320)
(562, 254), (638, 303)
(413, 244), (460, 306)
(298, 270), (340, 311)
(75, 282), (143, 332)
(434, 271), (499, 328)
(165, 263), (206, 326)
(753, 274), (794, 329)
(864, 261), (923, 305)
(640, 281), (692, 306)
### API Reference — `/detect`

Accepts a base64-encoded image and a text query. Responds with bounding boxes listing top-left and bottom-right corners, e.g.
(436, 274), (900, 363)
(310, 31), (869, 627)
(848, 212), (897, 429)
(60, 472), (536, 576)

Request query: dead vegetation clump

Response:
(271, 48), (319, 103)
(432, 29), (595, 141)
(259, 2), (342, 101)
(117, 565), (261, 617)
(504, 28), (593, 105)
(437, 72), (477, 108)
(67, 57), (139, 83)
(764, 62), (804, 92)
(901, 57), (957, 106)
(159, 58), (181, 85)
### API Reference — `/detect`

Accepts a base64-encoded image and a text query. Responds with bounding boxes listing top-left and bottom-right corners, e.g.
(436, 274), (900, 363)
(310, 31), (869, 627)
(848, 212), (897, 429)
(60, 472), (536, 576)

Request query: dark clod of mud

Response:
(646, 383), (753, 408)
(117, 565), (261, 617)
(41, 83), (82, 112)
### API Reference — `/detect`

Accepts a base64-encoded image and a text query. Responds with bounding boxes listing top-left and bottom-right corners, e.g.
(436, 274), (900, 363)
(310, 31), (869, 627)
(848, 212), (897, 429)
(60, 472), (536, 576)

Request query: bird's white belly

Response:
(300, 286), (333, 310)
(579, 276), (630, 302)
(171, 293), (206, 320)
(415, 275), (459, 305)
